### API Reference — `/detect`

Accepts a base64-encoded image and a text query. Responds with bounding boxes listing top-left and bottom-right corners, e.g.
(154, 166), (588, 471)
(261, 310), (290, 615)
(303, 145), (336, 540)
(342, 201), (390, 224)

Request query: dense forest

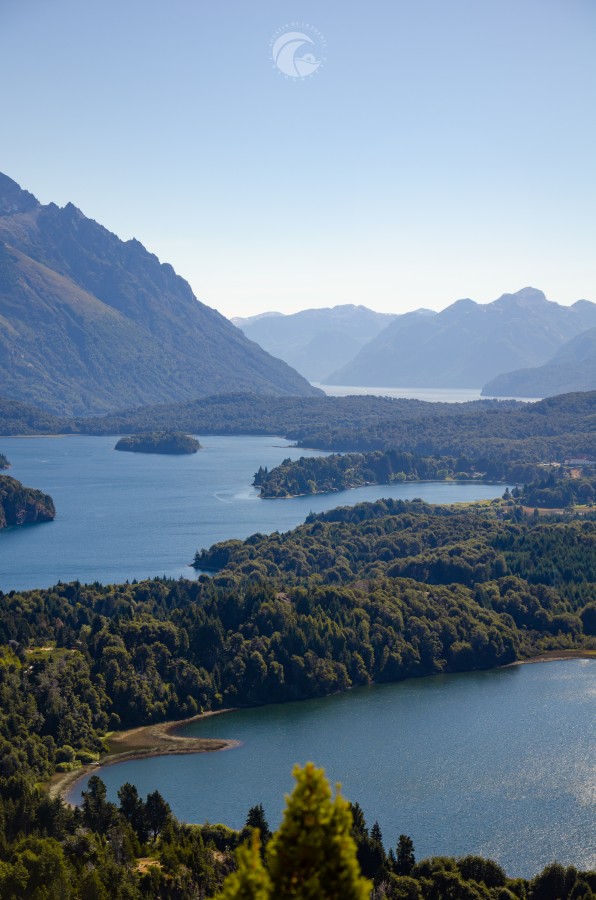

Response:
(1, 392), (596, 465)
(0, 453), (9, 470)
(114, 432), (201, 455)
(516, 470), (596, 509)
(253, 451), (541, 498)
(2, 759), (594, 898)
(0, 475), (55, 529)
(2, 500), (595, 788)
(1, 500), (596, 894)
(2, 390), (596, 895)
(256, 455), (596, 505)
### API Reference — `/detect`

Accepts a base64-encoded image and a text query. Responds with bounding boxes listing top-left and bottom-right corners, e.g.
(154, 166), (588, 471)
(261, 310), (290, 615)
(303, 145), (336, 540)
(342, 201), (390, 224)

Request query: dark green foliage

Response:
(114, 432), (201, 455)
(0, 474), (55, 528)
(0, 494), (595, 895)
(518, 469), (596, 510)
(255, 451), (524, 498)
(0, 453), (9, 470)
(1, 502), (595, 792)
(245, 805), (272, 845)
(2, 392), (596, 475)
(396, 835), (416, 876)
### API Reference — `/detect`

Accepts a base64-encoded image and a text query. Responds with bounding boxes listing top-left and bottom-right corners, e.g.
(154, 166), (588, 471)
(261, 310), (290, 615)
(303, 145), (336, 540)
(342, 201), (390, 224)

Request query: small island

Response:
(0, 475), (56, 528)
(0, 453), (10, 470)
(114, 431), (201, 455)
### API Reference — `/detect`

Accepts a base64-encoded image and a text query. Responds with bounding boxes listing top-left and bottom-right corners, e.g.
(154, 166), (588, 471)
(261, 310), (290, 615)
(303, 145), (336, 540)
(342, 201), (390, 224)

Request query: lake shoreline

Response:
(47, 709), (239, 806)
(258, 478), (508, 500)
(49, 650), (595, 808)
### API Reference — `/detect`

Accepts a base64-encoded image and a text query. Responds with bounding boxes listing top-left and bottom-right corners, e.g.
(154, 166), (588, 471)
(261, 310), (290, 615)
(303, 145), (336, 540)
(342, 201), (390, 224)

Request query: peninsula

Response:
(0, 475), (55, 528)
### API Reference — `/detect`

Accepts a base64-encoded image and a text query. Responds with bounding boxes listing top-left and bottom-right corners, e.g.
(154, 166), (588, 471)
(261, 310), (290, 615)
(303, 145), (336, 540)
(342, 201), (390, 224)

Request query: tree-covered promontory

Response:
(0, 474), (55, 528)
(114, 432), (201, 455)
(253, 451), (539, 498)
(2, 501), (595, 788)
(0, 452), (9, 469)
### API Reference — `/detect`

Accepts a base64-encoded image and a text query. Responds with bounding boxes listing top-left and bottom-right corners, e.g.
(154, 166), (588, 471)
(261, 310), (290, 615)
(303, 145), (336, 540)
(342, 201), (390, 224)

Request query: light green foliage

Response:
(218, 764), (371, 899)
(267, 762), (371, 899)
(217, 831), (271, 899)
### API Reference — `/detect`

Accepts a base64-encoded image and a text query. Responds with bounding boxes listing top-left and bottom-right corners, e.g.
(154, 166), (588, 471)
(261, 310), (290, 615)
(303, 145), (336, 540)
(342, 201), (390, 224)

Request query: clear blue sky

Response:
(1, 0), (595, 317)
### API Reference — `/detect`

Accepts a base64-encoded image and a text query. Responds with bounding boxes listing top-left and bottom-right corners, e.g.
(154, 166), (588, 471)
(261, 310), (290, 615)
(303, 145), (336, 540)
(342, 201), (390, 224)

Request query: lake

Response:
(70, 659), (596, 879)
(313, 384), (540, 403)
(0, 435), (507, 592)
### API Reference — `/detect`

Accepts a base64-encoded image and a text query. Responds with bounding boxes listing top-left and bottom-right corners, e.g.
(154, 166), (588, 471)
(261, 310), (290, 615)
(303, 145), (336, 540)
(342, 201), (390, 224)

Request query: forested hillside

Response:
(0, 475), (55, 528)
(2, 393), (595, 469)
(1, 499), (596, 896)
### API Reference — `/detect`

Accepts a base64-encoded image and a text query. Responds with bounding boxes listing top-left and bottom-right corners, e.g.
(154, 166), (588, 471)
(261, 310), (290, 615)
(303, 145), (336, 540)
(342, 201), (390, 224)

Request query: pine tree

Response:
(266, 762), (372, 900)
(217, 831), (271, 900)
(245, 804), (272, 844)
(217, 763), (371, 899)
(395, 834), (416, 876)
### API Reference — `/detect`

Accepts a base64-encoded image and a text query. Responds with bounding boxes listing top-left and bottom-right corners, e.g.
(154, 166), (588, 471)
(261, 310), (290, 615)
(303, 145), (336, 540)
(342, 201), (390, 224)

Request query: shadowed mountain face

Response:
(482, 324), (596, 398)
(0, 173), (319, 415)
(233, 305), (401, 382)
(325, 288), (596, 389)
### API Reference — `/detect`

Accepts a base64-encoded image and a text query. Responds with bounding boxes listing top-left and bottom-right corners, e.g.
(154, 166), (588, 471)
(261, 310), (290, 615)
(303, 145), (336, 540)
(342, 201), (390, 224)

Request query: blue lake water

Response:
(70, 659), (596, 879)
(313, 384), (540, 403)
(0, 435), (506, 592)
(5, 433), (590, 879)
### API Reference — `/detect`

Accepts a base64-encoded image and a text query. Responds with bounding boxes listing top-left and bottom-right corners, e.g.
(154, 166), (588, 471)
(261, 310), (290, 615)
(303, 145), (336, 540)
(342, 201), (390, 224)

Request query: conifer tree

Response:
(266, 762), (371, 900)
(217, 831), (271, 900)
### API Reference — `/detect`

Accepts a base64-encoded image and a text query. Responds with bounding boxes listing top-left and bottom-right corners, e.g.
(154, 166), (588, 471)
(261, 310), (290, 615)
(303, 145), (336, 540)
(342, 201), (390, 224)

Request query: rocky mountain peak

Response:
(0, 173), (40, 217)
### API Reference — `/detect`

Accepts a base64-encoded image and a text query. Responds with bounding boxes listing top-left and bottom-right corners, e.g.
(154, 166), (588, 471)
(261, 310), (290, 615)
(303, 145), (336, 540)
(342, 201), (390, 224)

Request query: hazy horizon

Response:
(2, 0), (595, 318)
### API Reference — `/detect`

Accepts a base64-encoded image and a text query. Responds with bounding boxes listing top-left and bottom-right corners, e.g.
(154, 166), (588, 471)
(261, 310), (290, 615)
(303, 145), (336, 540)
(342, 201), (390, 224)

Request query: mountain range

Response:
(0, 173), (319, 415)
(482, 325), (596, 397)
(323, 288), (596, 390)
(233, 305), (399, 382)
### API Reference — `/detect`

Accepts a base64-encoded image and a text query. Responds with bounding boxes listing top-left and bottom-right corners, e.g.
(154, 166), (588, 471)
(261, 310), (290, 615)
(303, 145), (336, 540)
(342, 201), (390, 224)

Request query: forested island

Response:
(114, 432), (201, 455)
(0, 475), (55, 528)
(0, 453), (9, 469)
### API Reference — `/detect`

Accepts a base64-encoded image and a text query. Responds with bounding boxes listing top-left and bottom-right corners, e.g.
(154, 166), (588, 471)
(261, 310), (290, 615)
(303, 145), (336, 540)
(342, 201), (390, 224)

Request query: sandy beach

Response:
(47, 709), (238, 804)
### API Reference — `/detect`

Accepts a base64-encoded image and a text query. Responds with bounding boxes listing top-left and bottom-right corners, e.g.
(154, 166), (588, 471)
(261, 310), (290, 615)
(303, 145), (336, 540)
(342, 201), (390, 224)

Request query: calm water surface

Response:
(0, 435), (506, 591)
(71, 660), (596, 878)
(313, 384), (539, 403)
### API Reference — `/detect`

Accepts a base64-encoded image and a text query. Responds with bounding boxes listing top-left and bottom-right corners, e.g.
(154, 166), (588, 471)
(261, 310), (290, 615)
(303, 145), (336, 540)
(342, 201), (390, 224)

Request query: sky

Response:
(1, 0), (595, 319)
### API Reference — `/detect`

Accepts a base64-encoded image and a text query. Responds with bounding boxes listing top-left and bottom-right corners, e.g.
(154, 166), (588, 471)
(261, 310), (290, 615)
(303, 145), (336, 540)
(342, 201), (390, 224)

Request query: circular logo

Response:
(270, 23), (326, 79)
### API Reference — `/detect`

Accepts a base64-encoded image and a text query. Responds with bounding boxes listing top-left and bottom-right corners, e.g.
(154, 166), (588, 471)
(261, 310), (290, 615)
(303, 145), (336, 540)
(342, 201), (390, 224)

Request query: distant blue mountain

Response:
(234, 305), (402, 382)
(482, 322), (596, 397)
(326, 288), (596, 388)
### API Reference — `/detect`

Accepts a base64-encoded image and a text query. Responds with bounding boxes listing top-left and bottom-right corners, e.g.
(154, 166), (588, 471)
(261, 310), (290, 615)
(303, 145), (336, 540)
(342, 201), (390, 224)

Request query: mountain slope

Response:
(0, 174), (319, 415)
(234, 305), (399, 382)
(482, 325), (596, 398)
(326, 288), (596, 388)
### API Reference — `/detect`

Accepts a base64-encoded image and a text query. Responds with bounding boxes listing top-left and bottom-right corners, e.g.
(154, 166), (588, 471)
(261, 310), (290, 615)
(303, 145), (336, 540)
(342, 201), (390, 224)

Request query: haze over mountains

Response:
(483, 325), (596, 398)
(233, 305), (399, 382)
(0, 173), (319, 416)
(325, 288), (596, 390)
